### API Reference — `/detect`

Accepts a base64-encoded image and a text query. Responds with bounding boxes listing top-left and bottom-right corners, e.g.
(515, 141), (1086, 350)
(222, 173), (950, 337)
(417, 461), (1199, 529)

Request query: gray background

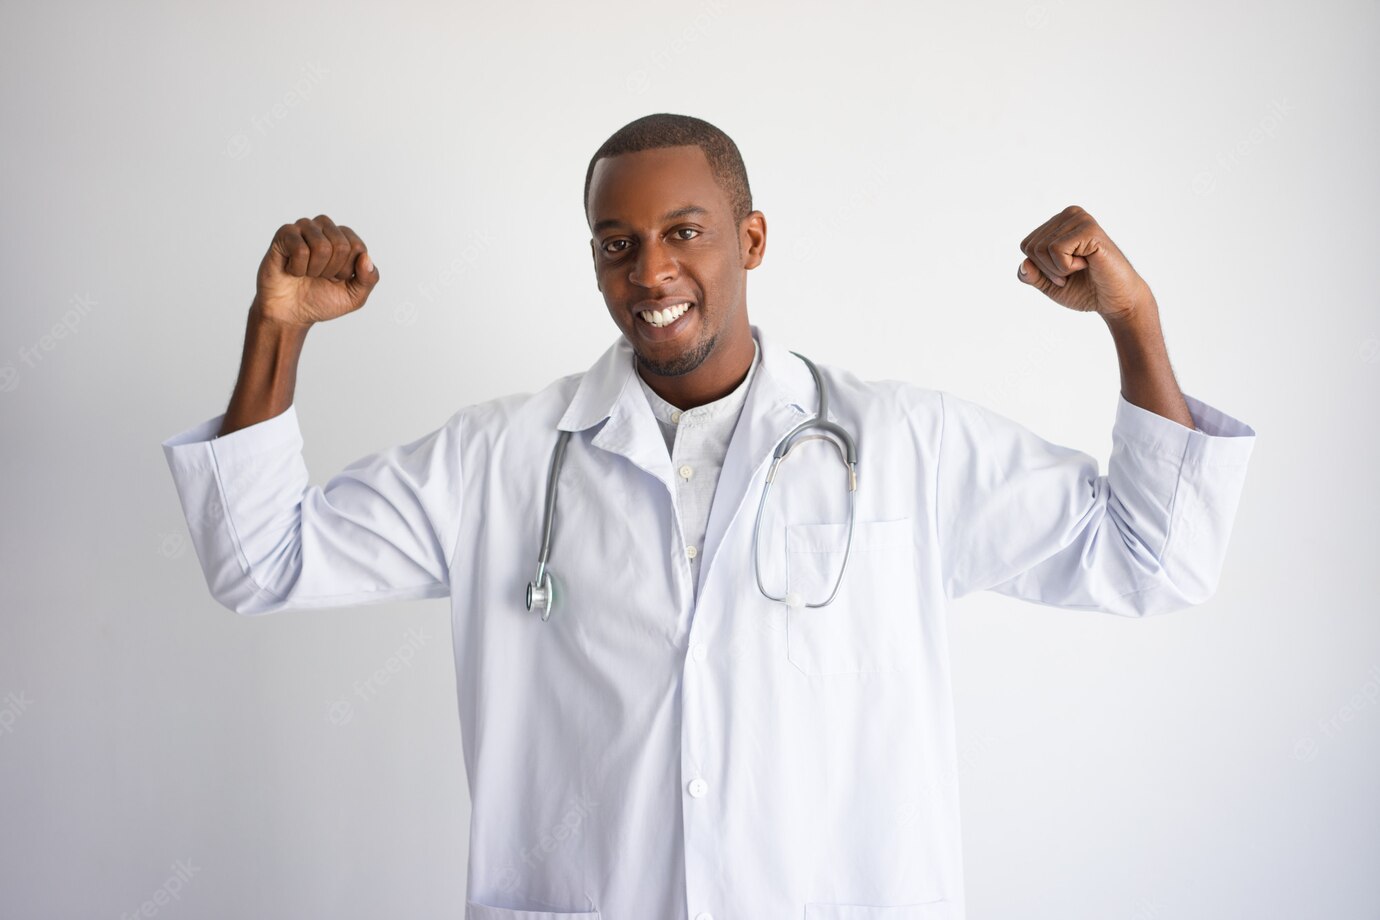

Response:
(2, 0), (1376, 917)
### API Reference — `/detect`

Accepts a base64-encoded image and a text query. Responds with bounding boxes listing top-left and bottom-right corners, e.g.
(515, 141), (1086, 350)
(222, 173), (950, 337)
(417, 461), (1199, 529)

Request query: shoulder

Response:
(449, 371), (586, 464)
(809, 357), (945, 436)
(457, 372), (580, 429)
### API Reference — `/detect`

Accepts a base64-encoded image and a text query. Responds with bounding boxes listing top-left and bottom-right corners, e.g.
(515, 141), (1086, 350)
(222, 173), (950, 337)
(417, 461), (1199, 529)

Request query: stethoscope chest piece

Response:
(526, 570), (556, 621)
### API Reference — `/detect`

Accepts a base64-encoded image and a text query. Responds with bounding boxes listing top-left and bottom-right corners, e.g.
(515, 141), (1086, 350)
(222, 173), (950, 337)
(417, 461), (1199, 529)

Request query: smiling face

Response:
(586, 144), (765, 406)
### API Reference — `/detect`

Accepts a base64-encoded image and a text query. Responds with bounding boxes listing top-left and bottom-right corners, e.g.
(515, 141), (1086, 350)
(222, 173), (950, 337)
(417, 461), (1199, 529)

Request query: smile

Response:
(638, 302), (692, 327)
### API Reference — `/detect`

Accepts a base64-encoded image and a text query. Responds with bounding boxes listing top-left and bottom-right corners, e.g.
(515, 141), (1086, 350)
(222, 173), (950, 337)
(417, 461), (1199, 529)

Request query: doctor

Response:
(162, 113), (1257, 919)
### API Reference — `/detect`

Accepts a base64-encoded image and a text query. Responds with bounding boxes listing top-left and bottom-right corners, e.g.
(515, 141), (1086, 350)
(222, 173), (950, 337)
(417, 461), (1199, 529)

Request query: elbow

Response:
(209, 580), (291, 618)
(200, 551), (297, 617)
(1119, 561), (1223, 618)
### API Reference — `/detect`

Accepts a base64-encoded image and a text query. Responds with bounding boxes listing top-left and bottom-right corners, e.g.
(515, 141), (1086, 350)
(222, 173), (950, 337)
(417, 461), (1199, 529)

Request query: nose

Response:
(629, 239), (677, 288)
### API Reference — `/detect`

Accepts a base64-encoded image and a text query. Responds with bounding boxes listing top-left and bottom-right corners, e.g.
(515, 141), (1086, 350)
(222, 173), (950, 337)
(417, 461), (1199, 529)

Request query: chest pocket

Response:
(784, 517), (921, 676)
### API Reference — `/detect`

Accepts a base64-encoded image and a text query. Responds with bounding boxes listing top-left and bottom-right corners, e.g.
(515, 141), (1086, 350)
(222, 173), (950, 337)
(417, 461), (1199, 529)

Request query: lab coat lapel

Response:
(555, 326), (825, 590)
(697, 325), (817, 597)
(556, 335), (675, 491)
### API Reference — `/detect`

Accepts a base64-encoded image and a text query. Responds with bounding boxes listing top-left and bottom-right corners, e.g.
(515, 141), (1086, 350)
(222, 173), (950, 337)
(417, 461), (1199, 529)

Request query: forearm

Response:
(217, 302), (312, 437)
(1102, 298), (1196, 430)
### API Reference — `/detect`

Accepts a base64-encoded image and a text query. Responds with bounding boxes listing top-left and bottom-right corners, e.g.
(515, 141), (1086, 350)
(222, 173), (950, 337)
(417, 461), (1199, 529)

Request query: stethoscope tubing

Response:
(525, 351), (857, 619)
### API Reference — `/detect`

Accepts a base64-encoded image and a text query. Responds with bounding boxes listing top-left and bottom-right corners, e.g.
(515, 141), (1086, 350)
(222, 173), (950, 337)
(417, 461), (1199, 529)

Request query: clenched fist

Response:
(254, 215), (380, 326)
(1016, 205), (1153, 323)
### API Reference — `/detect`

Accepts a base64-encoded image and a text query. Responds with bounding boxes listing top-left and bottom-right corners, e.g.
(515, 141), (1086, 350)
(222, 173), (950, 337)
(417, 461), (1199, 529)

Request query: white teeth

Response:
(638, 302), (691, 327)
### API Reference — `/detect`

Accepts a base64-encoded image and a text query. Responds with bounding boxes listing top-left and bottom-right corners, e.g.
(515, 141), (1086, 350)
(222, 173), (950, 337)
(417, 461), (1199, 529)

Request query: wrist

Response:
(1101, 296), (1161, 340)
(249, 299), (314, 338)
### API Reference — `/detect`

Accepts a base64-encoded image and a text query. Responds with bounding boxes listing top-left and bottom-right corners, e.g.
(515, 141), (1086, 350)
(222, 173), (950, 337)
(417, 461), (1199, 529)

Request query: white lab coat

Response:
(161, 323), (1257, 920)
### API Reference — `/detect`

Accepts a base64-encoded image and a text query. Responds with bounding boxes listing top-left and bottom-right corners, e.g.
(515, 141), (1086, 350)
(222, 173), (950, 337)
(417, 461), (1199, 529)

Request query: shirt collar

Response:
(635, 337), (760, 428)
(556, 324), (822, 434)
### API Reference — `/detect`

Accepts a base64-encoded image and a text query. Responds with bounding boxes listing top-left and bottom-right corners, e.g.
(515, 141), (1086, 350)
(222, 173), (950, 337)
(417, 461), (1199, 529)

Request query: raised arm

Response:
(162, 217), (465, 616)
(219, 215), (379, 436)
(932, 206), (1257, 615)
(1015, 204), (1194, 429)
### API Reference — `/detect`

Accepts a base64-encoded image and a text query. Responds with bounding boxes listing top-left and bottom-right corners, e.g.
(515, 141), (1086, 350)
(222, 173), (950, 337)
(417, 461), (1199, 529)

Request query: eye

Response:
(602, 239), (631, 254)
(673, 227), (701, 240)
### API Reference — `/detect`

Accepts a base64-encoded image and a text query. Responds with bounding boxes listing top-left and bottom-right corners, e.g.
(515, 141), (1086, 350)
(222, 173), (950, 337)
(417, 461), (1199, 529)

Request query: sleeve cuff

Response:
(160, 404), (304, 474)
(1113, 391), (1256, 468)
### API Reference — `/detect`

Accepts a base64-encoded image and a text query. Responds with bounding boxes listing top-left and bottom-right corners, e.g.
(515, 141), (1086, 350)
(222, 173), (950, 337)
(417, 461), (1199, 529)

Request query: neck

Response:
(638, 319), (756, 410)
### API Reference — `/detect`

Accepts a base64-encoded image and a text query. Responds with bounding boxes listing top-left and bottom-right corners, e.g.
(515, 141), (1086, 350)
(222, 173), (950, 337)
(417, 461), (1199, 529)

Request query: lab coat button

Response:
(686, 545), (698, 560)
(679, 464), (694, 480)
(687, 778), (708, 798)
(690, 642), (708, 662)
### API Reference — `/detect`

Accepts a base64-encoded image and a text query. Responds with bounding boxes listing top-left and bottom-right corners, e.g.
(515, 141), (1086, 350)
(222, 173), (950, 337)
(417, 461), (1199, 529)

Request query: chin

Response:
(635, 336), (714, 378)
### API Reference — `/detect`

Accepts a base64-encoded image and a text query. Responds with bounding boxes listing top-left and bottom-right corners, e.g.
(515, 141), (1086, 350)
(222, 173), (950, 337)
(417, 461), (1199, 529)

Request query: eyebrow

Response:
(592, 205), (709, 236)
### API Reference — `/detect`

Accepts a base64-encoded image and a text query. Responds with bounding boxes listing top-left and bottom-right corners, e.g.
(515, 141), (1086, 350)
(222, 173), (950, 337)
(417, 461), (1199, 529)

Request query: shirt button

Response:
(687, 778), (708, 798)
(670, 410), (681, 423)
(691, 643), (708, 662)
(695, 913), (714, 920)
(685, 545), (698, 560)
(678, 464), (694, 480)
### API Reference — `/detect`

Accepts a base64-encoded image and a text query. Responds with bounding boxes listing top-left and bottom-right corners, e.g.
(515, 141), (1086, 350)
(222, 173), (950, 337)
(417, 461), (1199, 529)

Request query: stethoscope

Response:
(525, 351), (858, 620)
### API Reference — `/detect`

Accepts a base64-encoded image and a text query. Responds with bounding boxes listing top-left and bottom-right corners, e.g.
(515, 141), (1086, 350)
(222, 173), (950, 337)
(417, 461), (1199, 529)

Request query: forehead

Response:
(587, 145), (729, 229)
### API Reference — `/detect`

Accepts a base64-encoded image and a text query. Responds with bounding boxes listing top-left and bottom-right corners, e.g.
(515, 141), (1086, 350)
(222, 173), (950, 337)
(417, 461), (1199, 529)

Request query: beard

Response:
(633, 326), (718, 378)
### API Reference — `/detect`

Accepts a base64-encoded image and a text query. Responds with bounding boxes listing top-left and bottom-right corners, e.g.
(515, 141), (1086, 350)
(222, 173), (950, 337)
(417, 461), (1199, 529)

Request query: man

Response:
(162, 113), (1257, 919)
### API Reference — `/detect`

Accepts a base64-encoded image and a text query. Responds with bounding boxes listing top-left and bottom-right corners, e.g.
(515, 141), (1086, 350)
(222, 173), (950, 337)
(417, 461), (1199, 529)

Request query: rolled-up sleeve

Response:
(160, 404), (465, 616)
(935, 390), (1256, 616)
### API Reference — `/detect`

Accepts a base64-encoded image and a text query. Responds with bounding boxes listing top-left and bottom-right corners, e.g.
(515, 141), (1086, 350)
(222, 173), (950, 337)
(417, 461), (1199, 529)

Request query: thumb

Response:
(1017, 257), (1064, 294)
(346, 250), (380, 301)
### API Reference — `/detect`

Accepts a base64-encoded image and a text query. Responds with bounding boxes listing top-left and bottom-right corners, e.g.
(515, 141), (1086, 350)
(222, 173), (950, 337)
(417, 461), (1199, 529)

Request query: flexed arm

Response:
(930, 206), (1257, 615)
(162, 217), (464, 616)
(1015, 204), (1195, 430)
(219, 215), (380, 436)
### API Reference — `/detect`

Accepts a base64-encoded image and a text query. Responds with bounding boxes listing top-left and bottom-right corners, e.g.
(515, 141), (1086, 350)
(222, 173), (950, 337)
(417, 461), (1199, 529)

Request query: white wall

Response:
(1, 0), (1376, 917)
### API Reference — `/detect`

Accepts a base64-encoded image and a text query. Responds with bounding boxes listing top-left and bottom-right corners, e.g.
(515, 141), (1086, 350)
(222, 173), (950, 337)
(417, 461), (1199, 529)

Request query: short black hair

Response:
(583, 113), (753, 226)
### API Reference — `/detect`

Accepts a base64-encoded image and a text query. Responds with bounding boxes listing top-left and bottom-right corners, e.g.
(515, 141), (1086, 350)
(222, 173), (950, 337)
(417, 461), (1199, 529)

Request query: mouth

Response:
(636, 301), (693, 327)
(633, 301), (695, 339)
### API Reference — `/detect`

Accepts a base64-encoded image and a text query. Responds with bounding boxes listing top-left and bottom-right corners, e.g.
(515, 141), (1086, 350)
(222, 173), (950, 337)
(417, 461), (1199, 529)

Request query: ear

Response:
(741, 211), (767, 270)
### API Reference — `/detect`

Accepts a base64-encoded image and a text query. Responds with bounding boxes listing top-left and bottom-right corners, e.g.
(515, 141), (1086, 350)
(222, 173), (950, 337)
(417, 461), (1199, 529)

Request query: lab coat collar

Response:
(555, 323), (821, 434)
(556, 323), (828, 605)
